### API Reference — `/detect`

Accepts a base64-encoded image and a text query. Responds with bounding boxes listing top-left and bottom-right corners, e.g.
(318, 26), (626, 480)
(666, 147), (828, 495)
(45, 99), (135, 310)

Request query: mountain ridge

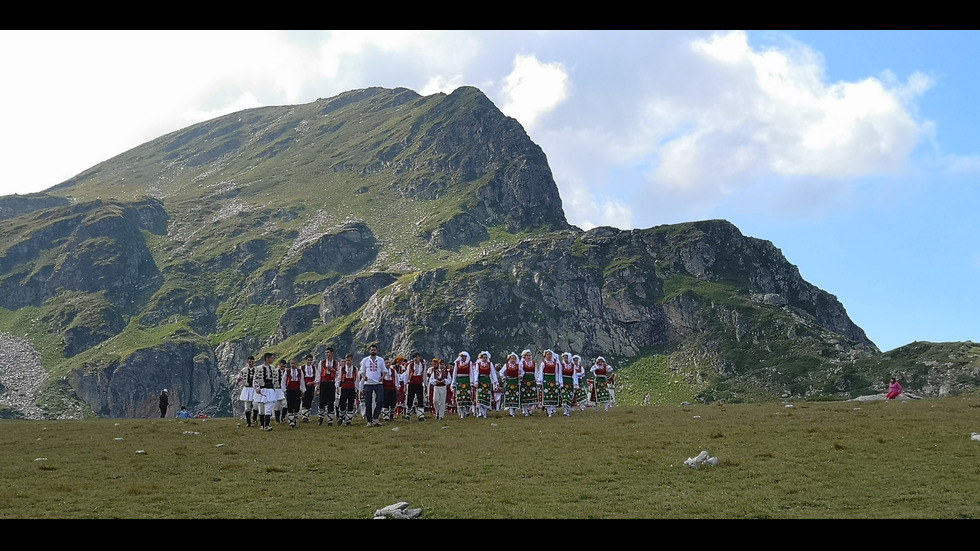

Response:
(0, 85), (975, 419)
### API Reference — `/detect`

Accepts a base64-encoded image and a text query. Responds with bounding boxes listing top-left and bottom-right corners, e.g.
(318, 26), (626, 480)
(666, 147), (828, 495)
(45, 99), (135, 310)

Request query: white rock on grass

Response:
(971, 432), (980, 442)
(683, 450), (719, 469)
(373, 501), (423, 519)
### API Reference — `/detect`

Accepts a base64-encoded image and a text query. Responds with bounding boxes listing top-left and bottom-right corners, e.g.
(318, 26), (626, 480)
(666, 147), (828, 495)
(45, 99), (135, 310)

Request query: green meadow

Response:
(2, 397), (978, 518)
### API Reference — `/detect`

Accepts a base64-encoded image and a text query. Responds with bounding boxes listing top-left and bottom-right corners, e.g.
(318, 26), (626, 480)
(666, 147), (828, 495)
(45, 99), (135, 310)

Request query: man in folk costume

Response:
(394, 356), (408, 419)
(237, 356), (258, 427)
(274, 359), (288, 424)
(253, 352), (279, 431)
(452, 351), (475, 419)
(317, 347), (340, 426)
(558, 352), (580, 417)
(283, 358), (306, 429)
(441, 359), (455, 416)
(590, 357), (615, 411)
(338, 353), (358, 426)
(518, 350), (538, 417)
(499, 352), (523, 417)
(382, 355), (401, 422)
(474, 351), (499, 418)
(426, 358), (437, 416)
(429, 358), (449, 420)
(404, 352), (427, 421)
(538, 349), (561, 417)
(572, 355), (588, 411)
(299, 354), (318, 423)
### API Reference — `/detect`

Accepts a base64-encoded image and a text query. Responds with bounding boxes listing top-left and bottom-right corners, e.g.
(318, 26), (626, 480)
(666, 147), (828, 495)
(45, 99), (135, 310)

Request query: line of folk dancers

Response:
(236, 345), (616, 430)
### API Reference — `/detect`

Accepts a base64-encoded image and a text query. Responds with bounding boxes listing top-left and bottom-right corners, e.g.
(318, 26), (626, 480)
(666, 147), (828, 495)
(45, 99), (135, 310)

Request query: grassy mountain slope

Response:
(0, 85), (972, 418)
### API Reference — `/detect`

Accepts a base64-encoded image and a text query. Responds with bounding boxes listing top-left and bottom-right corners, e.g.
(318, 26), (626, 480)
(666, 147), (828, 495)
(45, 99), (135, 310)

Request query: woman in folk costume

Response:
(337, 354), (359, 426)
(237, 356), (258, 427)
(538, 349), (561, 417)
(590, 357), (615, 411)
(473, 351), (499, 418)
(572, 355), (588, 411)
(518, 349), (539, 416)
(452, 351), (475, 419)
(499, 352), (523, 417)
(429, 358), (449, 420)
(558, 352), (579, 417)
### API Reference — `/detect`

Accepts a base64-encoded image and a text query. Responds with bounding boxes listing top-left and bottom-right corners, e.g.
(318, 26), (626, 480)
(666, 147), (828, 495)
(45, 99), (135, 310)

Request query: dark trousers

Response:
(319, 382), (336, 413)
(363, 384), (383, 423)
(339, 387), (356, 412)
(406, 383), (425, 409)
(286, 389), (302, 414)
(302, 386), (315, 410)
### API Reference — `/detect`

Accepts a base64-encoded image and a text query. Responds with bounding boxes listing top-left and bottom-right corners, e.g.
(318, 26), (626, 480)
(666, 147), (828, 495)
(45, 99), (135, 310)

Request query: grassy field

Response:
(2, 397), (979, 519)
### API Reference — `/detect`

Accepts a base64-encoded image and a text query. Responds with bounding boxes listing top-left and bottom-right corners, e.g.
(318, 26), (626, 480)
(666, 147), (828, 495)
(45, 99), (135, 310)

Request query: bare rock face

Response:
(66, 336), (229, 418)
(339, 221), (878, 391)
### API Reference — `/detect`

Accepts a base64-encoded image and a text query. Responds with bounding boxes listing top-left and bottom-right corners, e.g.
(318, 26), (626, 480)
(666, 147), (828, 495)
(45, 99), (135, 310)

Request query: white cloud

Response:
(533, 30), (935, 227)
(499, 54), (569, 131)
(420, 75), (465, 96)
(652, 30), (930, 190)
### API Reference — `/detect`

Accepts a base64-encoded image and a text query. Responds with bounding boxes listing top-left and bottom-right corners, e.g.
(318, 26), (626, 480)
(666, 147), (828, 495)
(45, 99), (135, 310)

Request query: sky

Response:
(0, 30), (977, 352)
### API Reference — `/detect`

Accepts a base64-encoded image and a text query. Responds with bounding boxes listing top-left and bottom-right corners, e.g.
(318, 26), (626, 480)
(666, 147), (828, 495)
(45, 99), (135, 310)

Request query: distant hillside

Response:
(0, 86), (973, 419)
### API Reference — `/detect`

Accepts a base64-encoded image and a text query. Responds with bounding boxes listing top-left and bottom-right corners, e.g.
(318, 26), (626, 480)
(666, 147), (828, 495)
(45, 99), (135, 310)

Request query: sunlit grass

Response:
(2, 397), (978, 518)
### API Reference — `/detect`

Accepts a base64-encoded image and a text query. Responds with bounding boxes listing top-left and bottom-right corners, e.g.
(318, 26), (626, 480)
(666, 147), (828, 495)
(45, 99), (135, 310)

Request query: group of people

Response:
(236, 345), (616, 430)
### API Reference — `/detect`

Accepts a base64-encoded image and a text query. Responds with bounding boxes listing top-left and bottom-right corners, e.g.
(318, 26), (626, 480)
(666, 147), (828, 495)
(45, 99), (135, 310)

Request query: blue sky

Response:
(0, 30), (976, 352)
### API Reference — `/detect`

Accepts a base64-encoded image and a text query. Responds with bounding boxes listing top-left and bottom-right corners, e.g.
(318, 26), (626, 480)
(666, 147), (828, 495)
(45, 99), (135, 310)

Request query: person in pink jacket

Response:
(885, 377), (903, 400)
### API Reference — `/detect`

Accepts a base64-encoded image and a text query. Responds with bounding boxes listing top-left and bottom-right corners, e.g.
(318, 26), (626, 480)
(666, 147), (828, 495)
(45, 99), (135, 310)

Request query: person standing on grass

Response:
(539, 350), (561, 417)
(360, 344), (387, 427)
(429, 358), (449, 420)
(318, 347), (340, 426)
(474, 351), (498, 419)
(284, 358), (305, 429)
(519, 350), (538, 417)
(274, 359), (288, 424)
(572, 355), (588, 411)
(382, 355), (401, 422)
(237, 357), (258, 427)
(590, 357), (614, 412)
(558, 352), (579, 417)
(338, 353), (358, 426)
(404, 352), (427, 421)
(300, 354), (318, 423)
(441, 359), (456, 417)
(253, 352), (278, 431)
(453, 351), (475, 419)
(886, 377), (903, 400)
(159, 389), (170, 418)
(500, 352), (522, 417)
